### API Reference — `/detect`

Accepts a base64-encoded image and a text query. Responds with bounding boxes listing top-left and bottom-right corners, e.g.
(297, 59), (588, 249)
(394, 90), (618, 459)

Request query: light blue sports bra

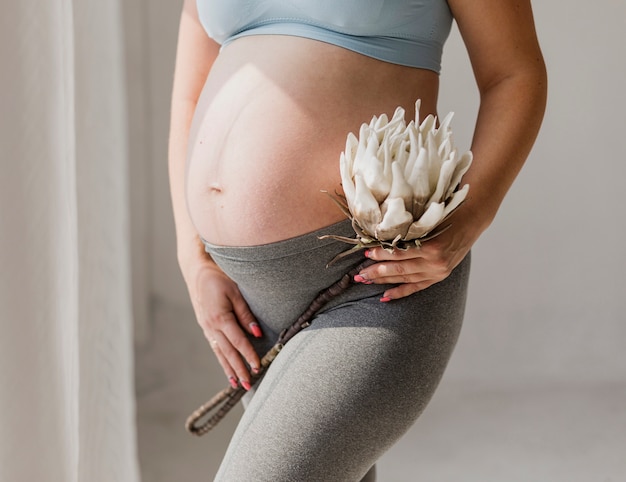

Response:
(196, 0), (453, 73)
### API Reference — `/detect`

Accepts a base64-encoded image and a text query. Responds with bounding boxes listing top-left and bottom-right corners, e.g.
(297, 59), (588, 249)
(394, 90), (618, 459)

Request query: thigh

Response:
(214, 254), (471, 482)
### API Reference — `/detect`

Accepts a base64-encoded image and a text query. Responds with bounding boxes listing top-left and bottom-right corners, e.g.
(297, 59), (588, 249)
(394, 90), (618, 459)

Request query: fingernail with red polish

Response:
(228, 376), (238, 389)
(250, 322), (262, 338)
(251, 366), (260, 375)
(364, 249), (372, 258)
(355, 274), (373, 285)
(241, 380), (252, 391)
(380, 296), (392, 303)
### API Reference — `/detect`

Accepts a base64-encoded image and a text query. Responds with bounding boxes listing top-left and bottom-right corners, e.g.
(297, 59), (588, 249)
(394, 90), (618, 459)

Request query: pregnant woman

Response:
(168, 1), (547, 480)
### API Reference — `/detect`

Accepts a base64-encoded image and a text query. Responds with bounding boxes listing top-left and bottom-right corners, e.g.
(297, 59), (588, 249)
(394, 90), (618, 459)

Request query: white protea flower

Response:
(322, 100), (472, 262)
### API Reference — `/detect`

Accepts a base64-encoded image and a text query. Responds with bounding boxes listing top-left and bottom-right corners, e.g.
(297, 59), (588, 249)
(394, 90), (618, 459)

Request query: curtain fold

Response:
(0, 1), (140, 481)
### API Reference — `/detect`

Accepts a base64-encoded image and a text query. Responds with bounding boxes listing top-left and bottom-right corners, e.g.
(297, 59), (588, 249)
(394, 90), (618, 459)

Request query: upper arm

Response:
(447, 0), (546, 93)
(171, 0), (221, 106)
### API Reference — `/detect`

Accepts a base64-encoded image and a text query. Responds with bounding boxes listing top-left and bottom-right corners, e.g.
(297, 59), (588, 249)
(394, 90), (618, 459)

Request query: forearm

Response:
(168, 99), (208, 273)
(446, 0), (547, 237)
(460, 64), (547, 236)
(168, 0), (220, 276)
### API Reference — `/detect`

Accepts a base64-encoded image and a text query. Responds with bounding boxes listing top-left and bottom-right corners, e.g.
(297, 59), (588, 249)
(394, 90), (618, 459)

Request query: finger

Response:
(379, 280), (437, 301)
(365, 245), (425, 261)
(203, 306), (259, 388)
(204, 331), (239, 387)
(357, 259), (429, 285)
(221, 319), (261, 376)
(230, 289), (263, 338)
(210, 328), (257, 390)
(374, 268), (450, 286)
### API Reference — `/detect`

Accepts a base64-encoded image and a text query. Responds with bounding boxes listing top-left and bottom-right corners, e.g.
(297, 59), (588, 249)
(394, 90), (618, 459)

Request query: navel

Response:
(208, 182), (223, 194)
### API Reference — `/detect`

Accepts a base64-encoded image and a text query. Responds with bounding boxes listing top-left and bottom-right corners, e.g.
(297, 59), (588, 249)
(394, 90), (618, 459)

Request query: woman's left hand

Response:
(354, 218), (480, 301)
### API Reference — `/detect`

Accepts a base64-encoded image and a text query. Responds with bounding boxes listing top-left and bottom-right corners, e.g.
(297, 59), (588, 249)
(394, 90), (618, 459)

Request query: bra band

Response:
(196, 0), (453, 73)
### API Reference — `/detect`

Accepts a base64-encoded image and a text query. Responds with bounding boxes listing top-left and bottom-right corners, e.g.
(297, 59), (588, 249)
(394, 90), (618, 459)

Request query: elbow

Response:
(479, 55), (548, 116)
(525, 54), (548, 111)
(481, 56), (547, 93)
(525, 57), (548, 123)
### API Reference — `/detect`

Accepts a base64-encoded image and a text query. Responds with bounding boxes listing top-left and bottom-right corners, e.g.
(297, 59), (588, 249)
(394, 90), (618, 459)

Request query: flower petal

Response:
(404, 201), (445, 239)
(419, 114), (437, 135)
(425, 131), (444, 192)
(388, 106), (406, 131)
(403, 123), (420, 178)
(353, 173), (382, 237)
(442, 183), (469, 219)
(353, 123), (370, 172)
(339, 152), (356, 207)
(428, 151), (457, 205)
(414, 99), (422, 123)
(388, 161), (413, 211)
(445, 151), (473, 199)
(437, 134), (452, 161)
(376, 197), (413, 241)
(362, 132), (392, 203)
(434, 111), (454, 145)
(344, 132), (358, 174)
(406, 147), (430, 218)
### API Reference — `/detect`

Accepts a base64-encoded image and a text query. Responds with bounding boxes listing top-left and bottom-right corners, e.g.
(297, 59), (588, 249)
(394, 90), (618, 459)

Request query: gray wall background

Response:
(127, 0), (626, 392)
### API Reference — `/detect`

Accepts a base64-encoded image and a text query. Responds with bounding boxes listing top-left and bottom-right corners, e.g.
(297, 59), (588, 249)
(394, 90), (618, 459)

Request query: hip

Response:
(202, 219), (471, 353)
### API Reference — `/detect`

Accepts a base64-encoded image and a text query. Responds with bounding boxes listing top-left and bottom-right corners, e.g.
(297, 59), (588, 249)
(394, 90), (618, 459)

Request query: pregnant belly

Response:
(185, 72), (348, 246)
(185, 36), (439, 246)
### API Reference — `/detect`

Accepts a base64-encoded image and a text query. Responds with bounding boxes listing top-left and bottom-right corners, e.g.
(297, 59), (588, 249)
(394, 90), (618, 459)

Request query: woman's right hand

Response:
(184, 258), (262, 391)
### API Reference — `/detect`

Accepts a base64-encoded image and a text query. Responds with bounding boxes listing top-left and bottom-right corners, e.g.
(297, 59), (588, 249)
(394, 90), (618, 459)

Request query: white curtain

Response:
(0, 1), (140, 481)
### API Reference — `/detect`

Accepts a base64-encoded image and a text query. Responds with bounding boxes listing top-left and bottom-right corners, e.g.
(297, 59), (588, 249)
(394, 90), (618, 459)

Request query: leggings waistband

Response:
(201, 218), (355, 262)
(202, 218), (383, 345)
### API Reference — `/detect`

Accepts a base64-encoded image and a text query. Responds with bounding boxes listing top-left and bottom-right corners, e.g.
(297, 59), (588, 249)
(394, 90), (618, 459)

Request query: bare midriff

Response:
(186, 35), (440, 246)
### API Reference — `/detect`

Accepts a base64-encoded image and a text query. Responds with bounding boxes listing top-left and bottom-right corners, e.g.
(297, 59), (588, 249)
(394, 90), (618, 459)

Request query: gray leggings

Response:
(203, 219), (470, 482)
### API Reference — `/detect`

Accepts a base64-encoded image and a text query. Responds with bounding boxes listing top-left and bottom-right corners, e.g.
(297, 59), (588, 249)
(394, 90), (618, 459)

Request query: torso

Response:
(185, 35), (440, 246)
